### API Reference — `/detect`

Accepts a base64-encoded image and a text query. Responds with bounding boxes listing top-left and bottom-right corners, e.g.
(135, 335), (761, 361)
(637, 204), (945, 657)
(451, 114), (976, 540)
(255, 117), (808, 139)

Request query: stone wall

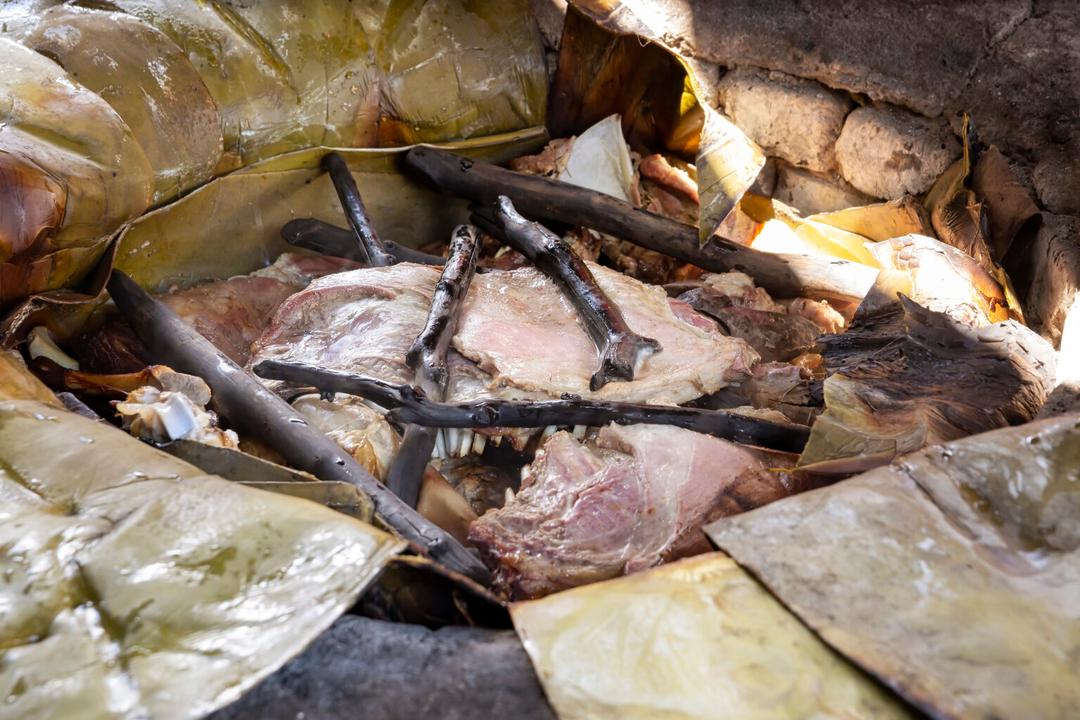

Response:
(532, 0), (1080, 346)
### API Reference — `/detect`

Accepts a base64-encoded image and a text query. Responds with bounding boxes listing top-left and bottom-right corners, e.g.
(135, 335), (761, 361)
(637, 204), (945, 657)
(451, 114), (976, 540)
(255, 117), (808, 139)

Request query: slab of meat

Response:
(253, 263), (443, 386)
(253, 262), (756, 406)
(452, 263), (756, 403)
(468, 424), (794, 599)
(677, 287), (822, 362)
(159, 276), (298, 365)
(151, 253), (362, 366)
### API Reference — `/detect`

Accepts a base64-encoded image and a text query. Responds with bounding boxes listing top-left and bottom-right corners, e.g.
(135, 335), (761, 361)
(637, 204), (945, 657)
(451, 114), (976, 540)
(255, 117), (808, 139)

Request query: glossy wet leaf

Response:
(6, 130), (545, 344)
(0, 400), (403, 720)
(240, 481), (374, 522)
(740, 194), (879, 266)
(23, 6), (224, 203)
(0, 349), (60, 406)
(103, 0), (547, 165)
(511, 553), (912, 720)
(806, 196), (931, 242)
(112, 132), (545, 292)
(0, 38), (153, 261)
(0, 0), (547, 310)
(697, 110), (767, 245)
(859, 234), (1011, 326)
(708, 413), (1080, 720)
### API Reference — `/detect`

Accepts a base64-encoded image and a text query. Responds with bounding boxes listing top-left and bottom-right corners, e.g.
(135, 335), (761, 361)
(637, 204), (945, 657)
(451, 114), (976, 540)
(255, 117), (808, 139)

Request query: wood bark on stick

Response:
(385, 225), (481, 506)
(404, 146), (878, 303)
(108, 270), (489, 584)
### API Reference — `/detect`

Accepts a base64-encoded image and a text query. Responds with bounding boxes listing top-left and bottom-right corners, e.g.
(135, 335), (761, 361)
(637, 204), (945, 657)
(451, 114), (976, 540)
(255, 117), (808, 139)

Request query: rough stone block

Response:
(1024, 213), (1080, 345)
(836, 105), (960, 199)
(772, 162), (872, 215)
(1033, 142), (1080, 216)
(590, 0), (1030, 117)
(716, 67), (852, 173)
(209, 616), (554, 720)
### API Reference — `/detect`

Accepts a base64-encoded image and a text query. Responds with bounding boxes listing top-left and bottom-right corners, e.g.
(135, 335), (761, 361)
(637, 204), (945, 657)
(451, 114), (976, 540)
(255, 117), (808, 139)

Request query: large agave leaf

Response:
(107, 0), (547, 167)
(511, 553), (912, 719)
(0, 399), (404, 720)
(2, 130), (545, 343)
(806, 196), (932, 242)
(0, 0), (548, 309)
(112, 131), (546, 292)
(22, 6), (224, 203)
(0, 38), (154, 262)
(708, 413), (1080, 719)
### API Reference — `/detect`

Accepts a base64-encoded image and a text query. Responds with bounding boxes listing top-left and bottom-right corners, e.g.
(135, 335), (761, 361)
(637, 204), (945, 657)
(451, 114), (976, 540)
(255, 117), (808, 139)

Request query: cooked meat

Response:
(469, 424), (792, 599)
(801, 297), (1056, 467)
(454, 263), (756, 403)
(736, 361), (822, 426)
(785, 297), (847, 333)
(688, 304), (821, 362)
(638, 153), (699, 204)
(253, 262), (756, 406)
(252, 252), (362, 286)
(507, 137), (573, 177)
(77, 319), (149, 373)
(80, 253), (361, 371)
(435, 457), (519, 516)
(253, 263), (442, 386)
(160, 276), (298, 365)
(696, 272), (783, 312)
(597, 233), (680, 284)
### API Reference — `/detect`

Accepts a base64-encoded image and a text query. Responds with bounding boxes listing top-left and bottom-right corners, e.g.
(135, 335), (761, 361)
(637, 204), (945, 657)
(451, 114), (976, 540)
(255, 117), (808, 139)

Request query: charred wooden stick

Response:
(493, 196), (661, 391)
(404, 146), (877, 303)
(251, 361), (809, 454)
(407, 225), (481, 398)
(281, 218), (446, 266)
(387, 226), (481, 506)
(322, 152), (395, 268)
(253, 359), (413, 407)
(389, 396), (809, 454)
(107, 271), (489, 584)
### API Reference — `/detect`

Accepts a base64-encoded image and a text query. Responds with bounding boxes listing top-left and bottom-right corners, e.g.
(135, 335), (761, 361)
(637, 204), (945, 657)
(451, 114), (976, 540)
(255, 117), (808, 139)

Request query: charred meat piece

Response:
(666, 271), (782, 312)
(493, 196), (661, 390)
(801, 296), (1056, 467)
(679, 292), (821, 362)
(469, 424), (798, 599)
